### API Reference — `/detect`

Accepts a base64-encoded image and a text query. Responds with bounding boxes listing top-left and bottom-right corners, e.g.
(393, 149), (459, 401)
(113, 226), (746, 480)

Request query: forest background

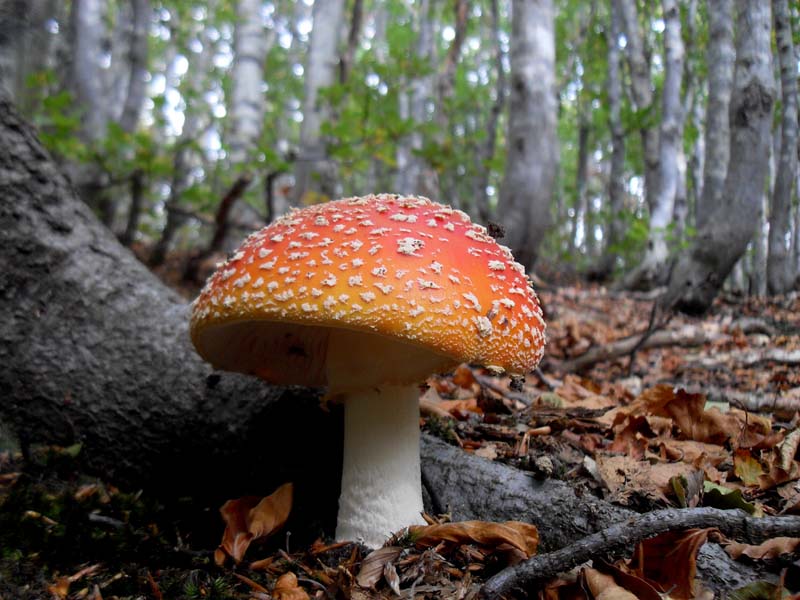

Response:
(1, 0), (798, 305)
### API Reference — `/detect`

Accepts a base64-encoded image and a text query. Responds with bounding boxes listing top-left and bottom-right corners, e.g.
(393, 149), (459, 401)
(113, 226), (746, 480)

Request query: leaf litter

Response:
(2, 287), (800, 598)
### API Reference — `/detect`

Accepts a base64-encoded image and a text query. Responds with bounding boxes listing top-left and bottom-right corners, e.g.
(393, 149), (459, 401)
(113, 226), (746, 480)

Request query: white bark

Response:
(663, 0), (775, 313)
(767, 0), (798, 294)
(497, 0), (558, 270)
(620, 0), (683, 289)
(70, 0), (109, 141)
(292, 0), (345, 207)
(229, 0), (273, 165)
(698, 0), (734, 229)
(394, 0), (436, 198)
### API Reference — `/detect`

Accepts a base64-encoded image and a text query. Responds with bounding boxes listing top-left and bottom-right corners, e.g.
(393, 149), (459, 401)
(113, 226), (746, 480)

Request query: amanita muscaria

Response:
(190, 194), (546, 548)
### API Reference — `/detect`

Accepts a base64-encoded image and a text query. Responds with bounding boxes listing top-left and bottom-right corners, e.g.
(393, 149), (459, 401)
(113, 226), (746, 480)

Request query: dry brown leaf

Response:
(272, 572), (310, 600)
(632, 528), (713, 600)
(356, 546), (403, 589)
(733, 449), (765, 486)
(47, 564), (102, 600)
(658, 439), (729, 467)
(216, 482), (293, 565)
(582, 569), (638, 600)
(556, 376), (617, 410)
(778, 428), (800, 472)
(409, 520), (538, 558)
(725, 537), (800, 560)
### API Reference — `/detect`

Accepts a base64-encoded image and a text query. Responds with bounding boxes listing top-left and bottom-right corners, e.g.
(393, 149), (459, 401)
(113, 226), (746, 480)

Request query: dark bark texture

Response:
(0, 100), (342, 536)
(0, 101), (769, 591)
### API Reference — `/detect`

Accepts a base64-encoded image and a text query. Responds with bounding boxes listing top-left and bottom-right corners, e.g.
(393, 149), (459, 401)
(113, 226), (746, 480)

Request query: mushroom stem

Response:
(335, 384), (426, 548)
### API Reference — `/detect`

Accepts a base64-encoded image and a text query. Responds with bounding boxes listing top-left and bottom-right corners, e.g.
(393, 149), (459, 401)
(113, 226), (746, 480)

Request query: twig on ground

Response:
(479, 507), (800, 598)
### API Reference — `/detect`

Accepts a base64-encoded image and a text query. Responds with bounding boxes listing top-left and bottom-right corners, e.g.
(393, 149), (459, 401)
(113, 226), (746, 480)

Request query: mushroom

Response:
(190, 194), (546, 548)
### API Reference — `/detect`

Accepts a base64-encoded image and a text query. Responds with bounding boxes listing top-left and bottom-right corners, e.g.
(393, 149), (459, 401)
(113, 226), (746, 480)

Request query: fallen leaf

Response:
(216, 482), (293, 565)
(703, 482), (760, 515)
(734, 450), (765, 486)
(724, 537), (800, 560)
(582, 568), (638, 600)
(409, 520), (538, 558)
(273, 572), (310, 600)
(633, 529), (713, 600)
(356, 547), (402, 589)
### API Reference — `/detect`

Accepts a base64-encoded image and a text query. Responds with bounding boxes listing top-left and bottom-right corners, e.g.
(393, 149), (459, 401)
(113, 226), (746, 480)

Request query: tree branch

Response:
(480, 508), (800, 598)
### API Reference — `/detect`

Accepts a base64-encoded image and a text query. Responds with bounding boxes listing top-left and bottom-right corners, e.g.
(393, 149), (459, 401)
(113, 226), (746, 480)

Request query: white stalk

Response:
(335, 384), (426, 548)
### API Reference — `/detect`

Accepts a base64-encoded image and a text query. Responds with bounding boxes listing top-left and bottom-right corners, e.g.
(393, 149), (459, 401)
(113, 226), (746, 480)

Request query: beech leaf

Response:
(633, 528), (714, 600)
(408, 520), (539, 558)
(216, 482), (293, 565)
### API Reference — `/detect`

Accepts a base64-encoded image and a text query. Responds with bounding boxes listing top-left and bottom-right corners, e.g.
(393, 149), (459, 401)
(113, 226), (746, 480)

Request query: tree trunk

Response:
(473, 0), (506, 224)
(571, 114), (590, 254)
(497, 0), (558, 270)
(291, 0), (345, 208)
(149, 27), (215, 267)
(615, 0), (659, 216)
(116, 0), (150, 133)
(697, 0), (734, 229)
(662, 0), (775, 314)
(69, 0), (109, 141)
(0, 100), (770, 591)
(394, 0), (437, 198)
(229, 0), (272, 165)
(591, 0), (626, 281)
(619, 0), (683, 290)
(766, 0), (798, 294)
(119, 169), (144, 246)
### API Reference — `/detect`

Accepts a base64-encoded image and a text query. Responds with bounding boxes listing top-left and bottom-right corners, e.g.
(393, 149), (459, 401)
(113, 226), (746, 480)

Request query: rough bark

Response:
(497, 0), (558, 270)
(338, 0), (363, 85)
(614, 0), (658, 216)
(291, 0), (345, 207)
(767, 0), (798, 294)
(0, 100), (767, 590)
(619, 0), (683, 290)
(662, 0), (775, 314)
(697, 0), (734, 229)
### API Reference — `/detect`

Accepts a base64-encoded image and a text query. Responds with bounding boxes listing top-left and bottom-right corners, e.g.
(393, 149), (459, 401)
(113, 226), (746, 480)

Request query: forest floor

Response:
(2, 282), (800, 599)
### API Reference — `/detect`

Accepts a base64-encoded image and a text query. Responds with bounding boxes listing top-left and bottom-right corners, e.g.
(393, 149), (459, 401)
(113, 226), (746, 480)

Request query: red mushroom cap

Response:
(190, 194), (545, 387)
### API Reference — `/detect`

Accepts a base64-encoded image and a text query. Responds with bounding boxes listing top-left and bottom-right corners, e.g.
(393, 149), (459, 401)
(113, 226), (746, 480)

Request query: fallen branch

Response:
(556, 325), (716, 373)
(479, 507), (800, 598)
(676, 384), (800, 415)
(683, 348), (800, 369)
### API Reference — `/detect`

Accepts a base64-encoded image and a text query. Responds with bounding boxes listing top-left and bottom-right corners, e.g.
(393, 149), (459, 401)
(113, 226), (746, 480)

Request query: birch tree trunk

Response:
(497, 0), (558, 270)
(69, 0), (109, 141)
(620, 0), (683, 289)
(766, 0), (798, 294)
(292, 0), (345, 207)
(662, 0), (775, 314)
(614, 0), (659, 216)
(394, 0), (436, 198)
(592, 0), (626, 280)
(229, 0), (272, 166)
(697, 0), (734, 229)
